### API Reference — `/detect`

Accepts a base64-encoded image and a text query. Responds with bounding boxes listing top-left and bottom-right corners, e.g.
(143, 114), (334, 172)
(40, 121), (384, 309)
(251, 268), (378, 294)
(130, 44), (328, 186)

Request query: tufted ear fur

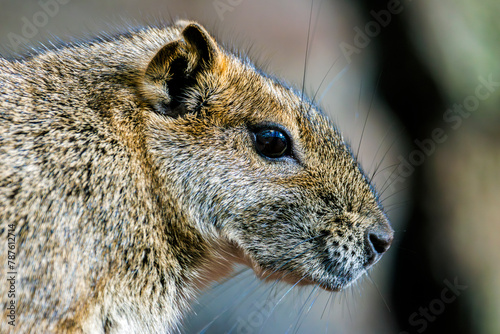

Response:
(142, 22), (219, 117)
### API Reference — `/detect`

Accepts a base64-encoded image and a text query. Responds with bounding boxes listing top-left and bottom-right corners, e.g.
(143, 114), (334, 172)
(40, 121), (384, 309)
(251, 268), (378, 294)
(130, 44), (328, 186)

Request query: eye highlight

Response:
(253, 128), (290, 159)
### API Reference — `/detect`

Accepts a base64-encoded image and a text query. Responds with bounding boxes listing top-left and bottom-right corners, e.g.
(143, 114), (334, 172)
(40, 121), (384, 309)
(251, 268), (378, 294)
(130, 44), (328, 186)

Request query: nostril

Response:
(368, 232), (393, 255)
(364, 226), (394, 267)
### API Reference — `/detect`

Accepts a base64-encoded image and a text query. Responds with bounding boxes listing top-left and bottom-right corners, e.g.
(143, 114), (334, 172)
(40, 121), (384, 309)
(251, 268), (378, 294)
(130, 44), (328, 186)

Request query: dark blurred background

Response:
(1, 0), (498, 333)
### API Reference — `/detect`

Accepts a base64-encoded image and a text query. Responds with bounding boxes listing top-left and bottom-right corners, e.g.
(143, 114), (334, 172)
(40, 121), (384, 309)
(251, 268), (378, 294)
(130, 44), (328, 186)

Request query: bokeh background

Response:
(1, 0), (498, 333)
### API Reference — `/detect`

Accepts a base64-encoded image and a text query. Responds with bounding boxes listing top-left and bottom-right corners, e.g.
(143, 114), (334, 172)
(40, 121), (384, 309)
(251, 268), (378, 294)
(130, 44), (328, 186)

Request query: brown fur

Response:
(0, 21), (393, 333)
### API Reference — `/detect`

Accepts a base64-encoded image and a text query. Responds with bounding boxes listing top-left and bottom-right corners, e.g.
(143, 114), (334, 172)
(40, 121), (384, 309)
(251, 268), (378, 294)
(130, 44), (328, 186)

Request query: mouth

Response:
(226, 240), (366, 293)
(254, 267), (352, 292)
(242, 255), (359, 293)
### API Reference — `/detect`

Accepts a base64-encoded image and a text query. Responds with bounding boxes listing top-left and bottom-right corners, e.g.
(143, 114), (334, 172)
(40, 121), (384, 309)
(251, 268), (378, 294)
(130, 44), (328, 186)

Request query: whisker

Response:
(365, 270), (391, 312)
(318, 64), (350, 103)
(381, 186), (411, 204)
(385, 201), (412, 214)
(356, 68), (383, 162)
(291, 285), (322, 334)
(379, 172), (407, 199)
(355, 80), (365, 162)
(377, 164), (400, 197)
(309, 0), (325, 49)
(367, 124), (395, 180)
(256, 249), (327, 333)
(349, 283), (357, 321)
(321, 287), (335, 319)
(196, 238), (321, 333)
(371, 162), (400, 179)
(341, 287), (353, 324)
(193, 266), (253, 308)
(286, 290), (313, 334)
(370, 126), (407, 184)
(312, 55), (341, 105)
(257, 276), (308, 334)
(356, 69), (385, 215)
(300, 0), (315, 109)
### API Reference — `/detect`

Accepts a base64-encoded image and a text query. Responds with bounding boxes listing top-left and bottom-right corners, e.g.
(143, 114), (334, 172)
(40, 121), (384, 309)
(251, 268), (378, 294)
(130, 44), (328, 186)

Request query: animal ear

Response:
(142, 22), (219, 117)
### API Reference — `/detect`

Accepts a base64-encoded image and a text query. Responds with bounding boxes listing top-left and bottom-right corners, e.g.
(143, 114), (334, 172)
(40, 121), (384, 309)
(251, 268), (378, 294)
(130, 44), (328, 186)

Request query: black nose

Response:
(365, 227), (393, 266)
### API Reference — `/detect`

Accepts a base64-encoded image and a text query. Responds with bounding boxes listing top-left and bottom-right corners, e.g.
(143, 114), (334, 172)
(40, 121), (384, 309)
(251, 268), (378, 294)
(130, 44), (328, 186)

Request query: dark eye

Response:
(254, 129), (289, 159)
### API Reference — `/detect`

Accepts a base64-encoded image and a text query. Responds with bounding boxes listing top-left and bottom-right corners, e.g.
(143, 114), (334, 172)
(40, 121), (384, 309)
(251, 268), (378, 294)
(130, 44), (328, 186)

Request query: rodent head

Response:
(141, 22), (393, 291)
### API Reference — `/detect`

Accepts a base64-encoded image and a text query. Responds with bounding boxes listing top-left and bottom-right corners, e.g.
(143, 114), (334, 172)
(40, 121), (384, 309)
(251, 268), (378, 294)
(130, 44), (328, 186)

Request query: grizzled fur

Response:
(0, 21), (393, 333)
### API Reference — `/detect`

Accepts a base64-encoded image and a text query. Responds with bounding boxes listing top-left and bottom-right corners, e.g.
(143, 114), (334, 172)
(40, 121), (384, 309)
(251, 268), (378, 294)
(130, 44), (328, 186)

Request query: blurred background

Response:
(1, 0), (498, 333)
